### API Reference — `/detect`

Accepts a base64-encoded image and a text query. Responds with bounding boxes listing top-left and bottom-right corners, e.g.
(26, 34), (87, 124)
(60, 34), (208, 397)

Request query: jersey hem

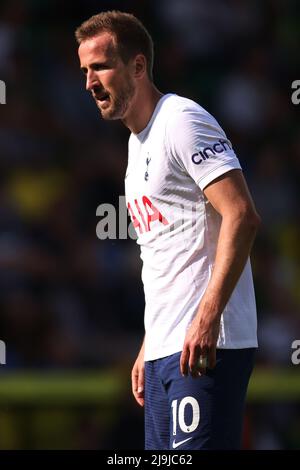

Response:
(144, 340), (258, 362)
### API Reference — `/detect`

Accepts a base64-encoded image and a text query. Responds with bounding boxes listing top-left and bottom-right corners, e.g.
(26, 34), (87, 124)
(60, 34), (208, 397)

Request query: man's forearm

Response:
(139, 336), (145, 356)
(198, 212), (259, 319)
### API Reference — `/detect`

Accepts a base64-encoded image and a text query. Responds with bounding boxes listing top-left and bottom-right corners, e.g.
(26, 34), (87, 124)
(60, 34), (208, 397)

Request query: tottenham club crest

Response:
(144, 153), (151, 181)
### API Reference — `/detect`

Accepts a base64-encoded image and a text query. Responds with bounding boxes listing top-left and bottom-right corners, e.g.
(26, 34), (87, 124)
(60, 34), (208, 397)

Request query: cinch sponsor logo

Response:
(191, 139), (232, 165)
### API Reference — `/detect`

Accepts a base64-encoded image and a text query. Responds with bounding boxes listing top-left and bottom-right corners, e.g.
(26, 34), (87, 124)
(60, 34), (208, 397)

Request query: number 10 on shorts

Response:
(171, 396), (200, 435)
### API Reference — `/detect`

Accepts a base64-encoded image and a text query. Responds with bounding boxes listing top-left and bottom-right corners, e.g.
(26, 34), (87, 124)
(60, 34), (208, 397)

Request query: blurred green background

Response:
(0, 0), (299, 449)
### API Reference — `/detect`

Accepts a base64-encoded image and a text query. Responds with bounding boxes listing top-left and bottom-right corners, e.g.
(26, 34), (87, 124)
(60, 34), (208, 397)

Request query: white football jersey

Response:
(125, 94), (257, 361)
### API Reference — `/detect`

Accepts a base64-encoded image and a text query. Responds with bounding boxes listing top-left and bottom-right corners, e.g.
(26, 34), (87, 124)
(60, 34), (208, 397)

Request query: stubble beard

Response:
(98, 79), (136, 121)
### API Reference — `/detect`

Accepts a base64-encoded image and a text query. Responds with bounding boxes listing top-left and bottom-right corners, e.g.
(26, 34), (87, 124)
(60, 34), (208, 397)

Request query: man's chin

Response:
(99, 110), (120, 120)
(96, 104), (112, 119)
(97, 104), (123, 121)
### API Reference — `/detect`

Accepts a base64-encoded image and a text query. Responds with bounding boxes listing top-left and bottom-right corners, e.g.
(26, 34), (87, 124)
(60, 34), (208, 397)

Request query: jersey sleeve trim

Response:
(197, 160), (242, 191)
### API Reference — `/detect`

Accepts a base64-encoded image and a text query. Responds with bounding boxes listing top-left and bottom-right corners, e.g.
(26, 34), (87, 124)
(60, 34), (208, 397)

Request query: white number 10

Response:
(171, 396), (200, 435)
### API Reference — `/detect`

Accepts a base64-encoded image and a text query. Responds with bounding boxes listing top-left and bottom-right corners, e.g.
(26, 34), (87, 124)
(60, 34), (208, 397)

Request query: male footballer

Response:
(76, 10), (260, 450)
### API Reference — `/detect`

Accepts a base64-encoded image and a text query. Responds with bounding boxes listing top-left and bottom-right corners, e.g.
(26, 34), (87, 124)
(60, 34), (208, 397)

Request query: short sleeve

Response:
(166, 107), (241, 190)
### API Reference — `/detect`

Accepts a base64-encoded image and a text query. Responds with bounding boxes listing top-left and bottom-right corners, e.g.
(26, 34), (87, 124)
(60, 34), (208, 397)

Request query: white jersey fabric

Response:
(125, 93), (258, 361)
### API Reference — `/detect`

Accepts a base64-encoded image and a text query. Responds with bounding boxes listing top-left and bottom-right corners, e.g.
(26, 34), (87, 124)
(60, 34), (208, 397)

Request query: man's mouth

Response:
(95, 92), (110, 102)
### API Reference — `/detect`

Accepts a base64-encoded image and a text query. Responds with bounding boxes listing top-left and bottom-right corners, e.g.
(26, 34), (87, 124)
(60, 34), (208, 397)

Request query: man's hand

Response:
(180, 309), (221, 377)
(131, 340), (145, 407)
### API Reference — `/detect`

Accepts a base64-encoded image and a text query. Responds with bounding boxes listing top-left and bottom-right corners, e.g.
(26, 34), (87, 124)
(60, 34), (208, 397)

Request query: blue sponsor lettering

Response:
(191, 139), (232, 165)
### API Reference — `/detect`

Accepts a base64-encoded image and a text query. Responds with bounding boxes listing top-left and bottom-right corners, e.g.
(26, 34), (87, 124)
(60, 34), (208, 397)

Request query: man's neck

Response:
(122, 84), (163, 134)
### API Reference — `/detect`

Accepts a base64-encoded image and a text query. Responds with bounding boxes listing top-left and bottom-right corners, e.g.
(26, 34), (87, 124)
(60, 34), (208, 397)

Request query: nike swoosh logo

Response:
(172, 437), (192, 449)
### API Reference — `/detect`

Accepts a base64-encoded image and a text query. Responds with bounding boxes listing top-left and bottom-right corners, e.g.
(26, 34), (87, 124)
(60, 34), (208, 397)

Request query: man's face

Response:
(78, 32), (136, 120)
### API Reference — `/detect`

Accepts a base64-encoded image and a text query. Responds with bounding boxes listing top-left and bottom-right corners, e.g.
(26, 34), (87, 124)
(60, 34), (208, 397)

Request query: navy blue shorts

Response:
(144, 348), (255, 450)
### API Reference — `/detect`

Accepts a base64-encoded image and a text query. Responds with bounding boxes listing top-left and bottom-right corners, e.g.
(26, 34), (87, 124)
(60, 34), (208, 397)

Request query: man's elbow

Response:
(241, 208), (261, 236)
(222, 204), (261, 236)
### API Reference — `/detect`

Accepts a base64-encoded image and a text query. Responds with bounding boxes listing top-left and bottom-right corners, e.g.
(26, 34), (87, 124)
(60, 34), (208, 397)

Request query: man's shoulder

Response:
(162, 93), (208, 117)
(162, 94), (218, 136)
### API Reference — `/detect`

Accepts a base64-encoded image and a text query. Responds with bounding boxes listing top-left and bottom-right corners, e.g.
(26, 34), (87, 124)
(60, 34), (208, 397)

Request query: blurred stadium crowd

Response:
(0, 0), (299, 449)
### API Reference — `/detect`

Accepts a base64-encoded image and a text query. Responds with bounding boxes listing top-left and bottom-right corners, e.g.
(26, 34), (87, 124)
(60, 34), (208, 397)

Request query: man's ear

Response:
(134, 54), (147, 78)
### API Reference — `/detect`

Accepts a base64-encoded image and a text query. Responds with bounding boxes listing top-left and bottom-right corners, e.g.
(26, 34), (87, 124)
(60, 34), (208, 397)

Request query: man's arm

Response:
(180, 169), (260, 376)
(132, 337), (145, 406)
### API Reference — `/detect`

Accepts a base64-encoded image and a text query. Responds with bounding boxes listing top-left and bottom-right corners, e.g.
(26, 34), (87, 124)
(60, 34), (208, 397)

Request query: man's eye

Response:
(94, 64), (108, 71)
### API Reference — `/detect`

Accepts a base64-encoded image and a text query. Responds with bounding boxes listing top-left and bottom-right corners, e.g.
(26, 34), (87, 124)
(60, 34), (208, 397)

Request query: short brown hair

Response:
(75, 10), (154, 80)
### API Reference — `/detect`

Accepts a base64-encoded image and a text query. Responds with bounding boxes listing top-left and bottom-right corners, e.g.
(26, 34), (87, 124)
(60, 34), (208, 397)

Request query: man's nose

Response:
(86, 70), (99, 91)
